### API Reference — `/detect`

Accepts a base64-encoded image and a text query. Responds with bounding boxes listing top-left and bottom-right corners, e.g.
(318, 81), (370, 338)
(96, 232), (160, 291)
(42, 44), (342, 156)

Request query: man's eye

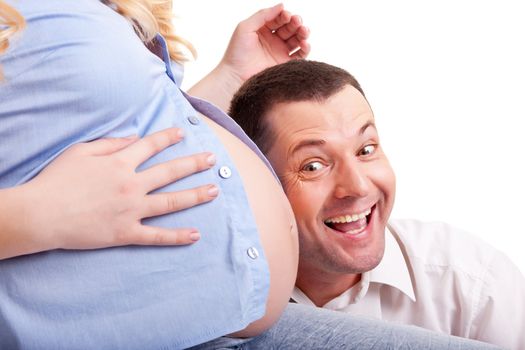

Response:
(302, 161), (325, 172)
(359, 144), (376, 156)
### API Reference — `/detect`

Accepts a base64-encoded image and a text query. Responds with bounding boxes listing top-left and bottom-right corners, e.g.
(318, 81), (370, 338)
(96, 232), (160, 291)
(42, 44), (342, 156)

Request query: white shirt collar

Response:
(292, 224), (416, 307)
(368, 224), (416, 302)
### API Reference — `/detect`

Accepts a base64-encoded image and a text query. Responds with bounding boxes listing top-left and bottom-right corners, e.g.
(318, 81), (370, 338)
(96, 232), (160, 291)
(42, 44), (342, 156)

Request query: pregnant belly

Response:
(200, 114), (299, 336)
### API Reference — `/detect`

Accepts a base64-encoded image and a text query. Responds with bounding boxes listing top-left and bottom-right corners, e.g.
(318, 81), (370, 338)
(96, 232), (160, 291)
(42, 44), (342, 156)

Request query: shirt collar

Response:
(148, 33), (184, 86)
(368, 225), (416, 302)
(291, 224), (416, 307)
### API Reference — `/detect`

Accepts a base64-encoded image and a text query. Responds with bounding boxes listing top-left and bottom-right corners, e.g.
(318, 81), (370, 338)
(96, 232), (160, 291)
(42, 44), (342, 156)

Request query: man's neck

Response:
(295, 264), (361, 307)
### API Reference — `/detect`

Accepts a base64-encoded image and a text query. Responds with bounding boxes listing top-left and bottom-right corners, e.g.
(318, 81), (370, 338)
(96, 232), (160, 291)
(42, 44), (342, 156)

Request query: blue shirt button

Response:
(219, 166), (232, 179)
(188, 115), (200, 125)
(247, 247), (259, 259)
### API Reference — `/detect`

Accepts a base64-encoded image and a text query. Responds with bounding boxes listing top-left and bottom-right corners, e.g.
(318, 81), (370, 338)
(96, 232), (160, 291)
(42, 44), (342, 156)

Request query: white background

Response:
(174, 0), (525, 274)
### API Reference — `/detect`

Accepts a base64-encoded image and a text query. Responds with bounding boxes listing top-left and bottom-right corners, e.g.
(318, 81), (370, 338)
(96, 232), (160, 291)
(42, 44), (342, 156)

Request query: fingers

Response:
(128, 225), (202, 246)
(275, 16), (309, 49)
(263, 10), (310, 58)
(73, 135), (139, 156)
(239, 3), (285, 32)
(139, 152), (217, 191)
(279, 16), (309, 42)
(241, 4), (310, 59)
(116, 128), (185, 166)
(289, 39), (311, 59)
(264, 9), (292, 32)
(142, 184), (219, 218)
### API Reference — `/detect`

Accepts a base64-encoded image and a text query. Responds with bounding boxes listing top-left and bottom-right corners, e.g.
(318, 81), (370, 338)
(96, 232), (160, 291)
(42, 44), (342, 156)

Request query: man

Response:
(229, 59), (525, 349)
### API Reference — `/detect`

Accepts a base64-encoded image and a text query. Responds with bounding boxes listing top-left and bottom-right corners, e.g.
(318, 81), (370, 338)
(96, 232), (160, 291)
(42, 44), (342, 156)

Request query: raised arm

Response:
(188, 3), (310, 111)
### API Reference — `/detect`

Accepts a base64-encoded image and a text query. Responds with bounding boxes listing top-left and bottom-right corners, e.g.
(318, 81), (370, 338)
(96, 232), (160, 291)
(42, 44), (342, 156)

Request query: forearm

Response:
(187, 63), (243, 113)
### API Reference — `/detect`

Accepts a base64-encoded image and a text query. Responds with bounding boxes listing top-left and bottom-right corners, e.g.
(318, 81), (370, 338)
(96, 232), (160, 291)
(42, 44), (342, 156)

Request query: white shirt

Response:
(292, 219), (525, 349)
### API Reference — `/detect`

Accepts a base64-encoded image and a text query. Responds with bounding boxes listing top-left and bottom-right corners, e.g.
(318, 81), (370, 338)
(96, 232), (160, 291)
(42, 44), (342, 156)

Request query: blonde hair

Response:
(0, 0), (25, 79)
(107, 0), (196, 62)
(0, 0), (195, 79)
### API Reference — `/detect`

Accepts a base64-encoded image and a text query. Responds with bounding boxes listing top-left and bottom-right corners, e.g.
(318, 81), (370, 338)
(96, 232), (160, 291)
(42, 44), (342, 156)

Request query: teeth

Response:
(346, 227), (366, 235)
(325, 208), (371, 224)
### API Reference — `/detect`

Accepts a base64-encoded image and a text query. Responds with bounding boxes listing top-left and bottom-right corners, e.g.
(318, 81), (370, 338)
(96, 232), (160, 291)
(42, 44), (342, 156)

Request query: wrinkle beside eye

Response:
(280, 170), (304, 193)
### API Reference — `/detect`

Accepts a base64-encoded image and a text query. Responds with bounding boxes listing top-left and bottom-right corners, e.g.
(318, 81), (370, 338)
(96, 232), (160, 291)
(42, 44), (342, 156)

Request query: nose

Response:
(333, 160), (370, 199)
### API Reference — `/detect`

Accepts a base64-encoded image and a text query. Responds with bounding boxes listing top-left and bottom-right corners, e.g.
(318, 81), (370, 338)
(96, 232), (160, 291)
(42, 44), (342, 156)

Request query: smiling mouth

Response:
(324, 206), (374, 235)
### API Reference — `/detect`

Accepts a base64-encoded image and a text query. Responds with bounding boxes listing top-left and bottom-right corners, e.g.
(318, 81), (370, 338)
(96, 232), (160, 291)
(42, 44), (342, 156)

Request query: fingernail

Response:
(190, 231), (200, 241)
(206, 153), (216, 166)
(208, 185), (219, 197)
(176, 128), (185, 138)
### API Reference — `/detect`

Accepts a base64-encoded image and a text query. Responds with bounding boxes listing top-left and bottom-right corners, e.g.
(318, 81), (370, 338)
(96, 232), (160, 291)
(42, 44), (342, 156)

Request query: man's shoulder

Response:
(387, 219), (500, 277)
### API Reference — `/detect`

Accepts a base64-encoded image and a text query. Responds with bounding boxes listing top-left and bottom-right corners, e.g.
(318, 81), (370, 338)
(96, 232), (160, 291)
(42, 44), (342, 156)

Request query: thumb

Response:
(81, 135), (139, 156)
(239, 3), (284, 32)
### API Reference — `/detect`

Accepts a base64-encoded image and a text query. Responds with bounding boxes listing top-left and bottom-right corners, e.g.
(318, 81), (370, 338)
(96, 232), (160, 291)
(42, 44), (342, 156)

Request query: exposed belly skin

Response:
(201, 114), (299, 337)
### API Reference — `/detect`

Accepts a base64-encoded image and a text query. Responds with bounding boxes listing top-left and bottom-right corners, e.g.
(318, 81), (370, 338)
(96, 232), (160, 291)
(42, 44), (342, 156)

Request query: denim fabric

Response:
(192, 303), (502, 350)
(0, 0), (270, 348)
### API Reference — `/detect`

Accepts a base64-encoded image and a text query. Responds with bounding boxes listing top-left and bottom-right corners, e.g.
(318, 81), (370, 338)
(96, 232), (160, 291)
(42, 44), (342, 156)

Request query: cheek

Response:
(371, 160), (396, 202)
(284, 181), (324, 226)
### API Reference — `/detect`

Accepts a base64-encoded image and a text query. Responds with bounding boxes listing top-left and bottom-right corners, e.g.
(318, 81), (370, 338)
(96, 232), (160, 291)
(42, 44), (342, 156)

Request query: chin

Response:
(357, 251), (384, 271)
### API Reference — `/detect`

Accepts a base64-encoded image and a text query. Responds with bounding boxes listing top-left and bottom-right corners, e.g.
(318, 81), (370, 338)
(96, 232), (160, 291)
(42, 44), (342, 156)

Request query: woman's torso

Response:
(0, 0), (297, 348)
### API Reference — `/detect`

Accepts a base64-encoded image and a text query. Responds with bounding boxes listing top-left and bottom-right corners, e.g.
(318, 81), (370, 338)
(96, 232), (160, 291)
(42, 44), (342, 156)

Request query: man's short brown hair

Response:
(229, 60), (364, 153)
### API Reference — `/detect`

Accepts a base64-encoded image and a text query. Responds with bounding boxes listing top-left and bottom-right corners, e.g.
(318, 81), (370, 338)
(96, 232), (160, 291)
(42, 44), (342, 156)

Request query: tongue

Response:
(330, 218), (367, 233)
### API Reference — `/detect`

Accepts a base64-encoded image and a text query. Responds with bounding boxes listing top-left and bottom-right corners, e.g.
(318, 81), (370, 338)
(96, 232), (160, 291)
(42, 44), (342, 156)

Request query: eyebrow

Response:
(360, 120), (377, 135)
(290, 120), (376, 156)
(290, 139), (327, 156)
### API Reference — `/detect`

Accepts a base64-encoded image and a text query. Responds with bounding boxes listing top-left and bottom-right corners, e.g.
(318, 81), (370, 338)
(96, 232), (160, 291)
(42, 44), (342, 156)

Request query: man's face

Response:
(265, 85), (396, 276)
